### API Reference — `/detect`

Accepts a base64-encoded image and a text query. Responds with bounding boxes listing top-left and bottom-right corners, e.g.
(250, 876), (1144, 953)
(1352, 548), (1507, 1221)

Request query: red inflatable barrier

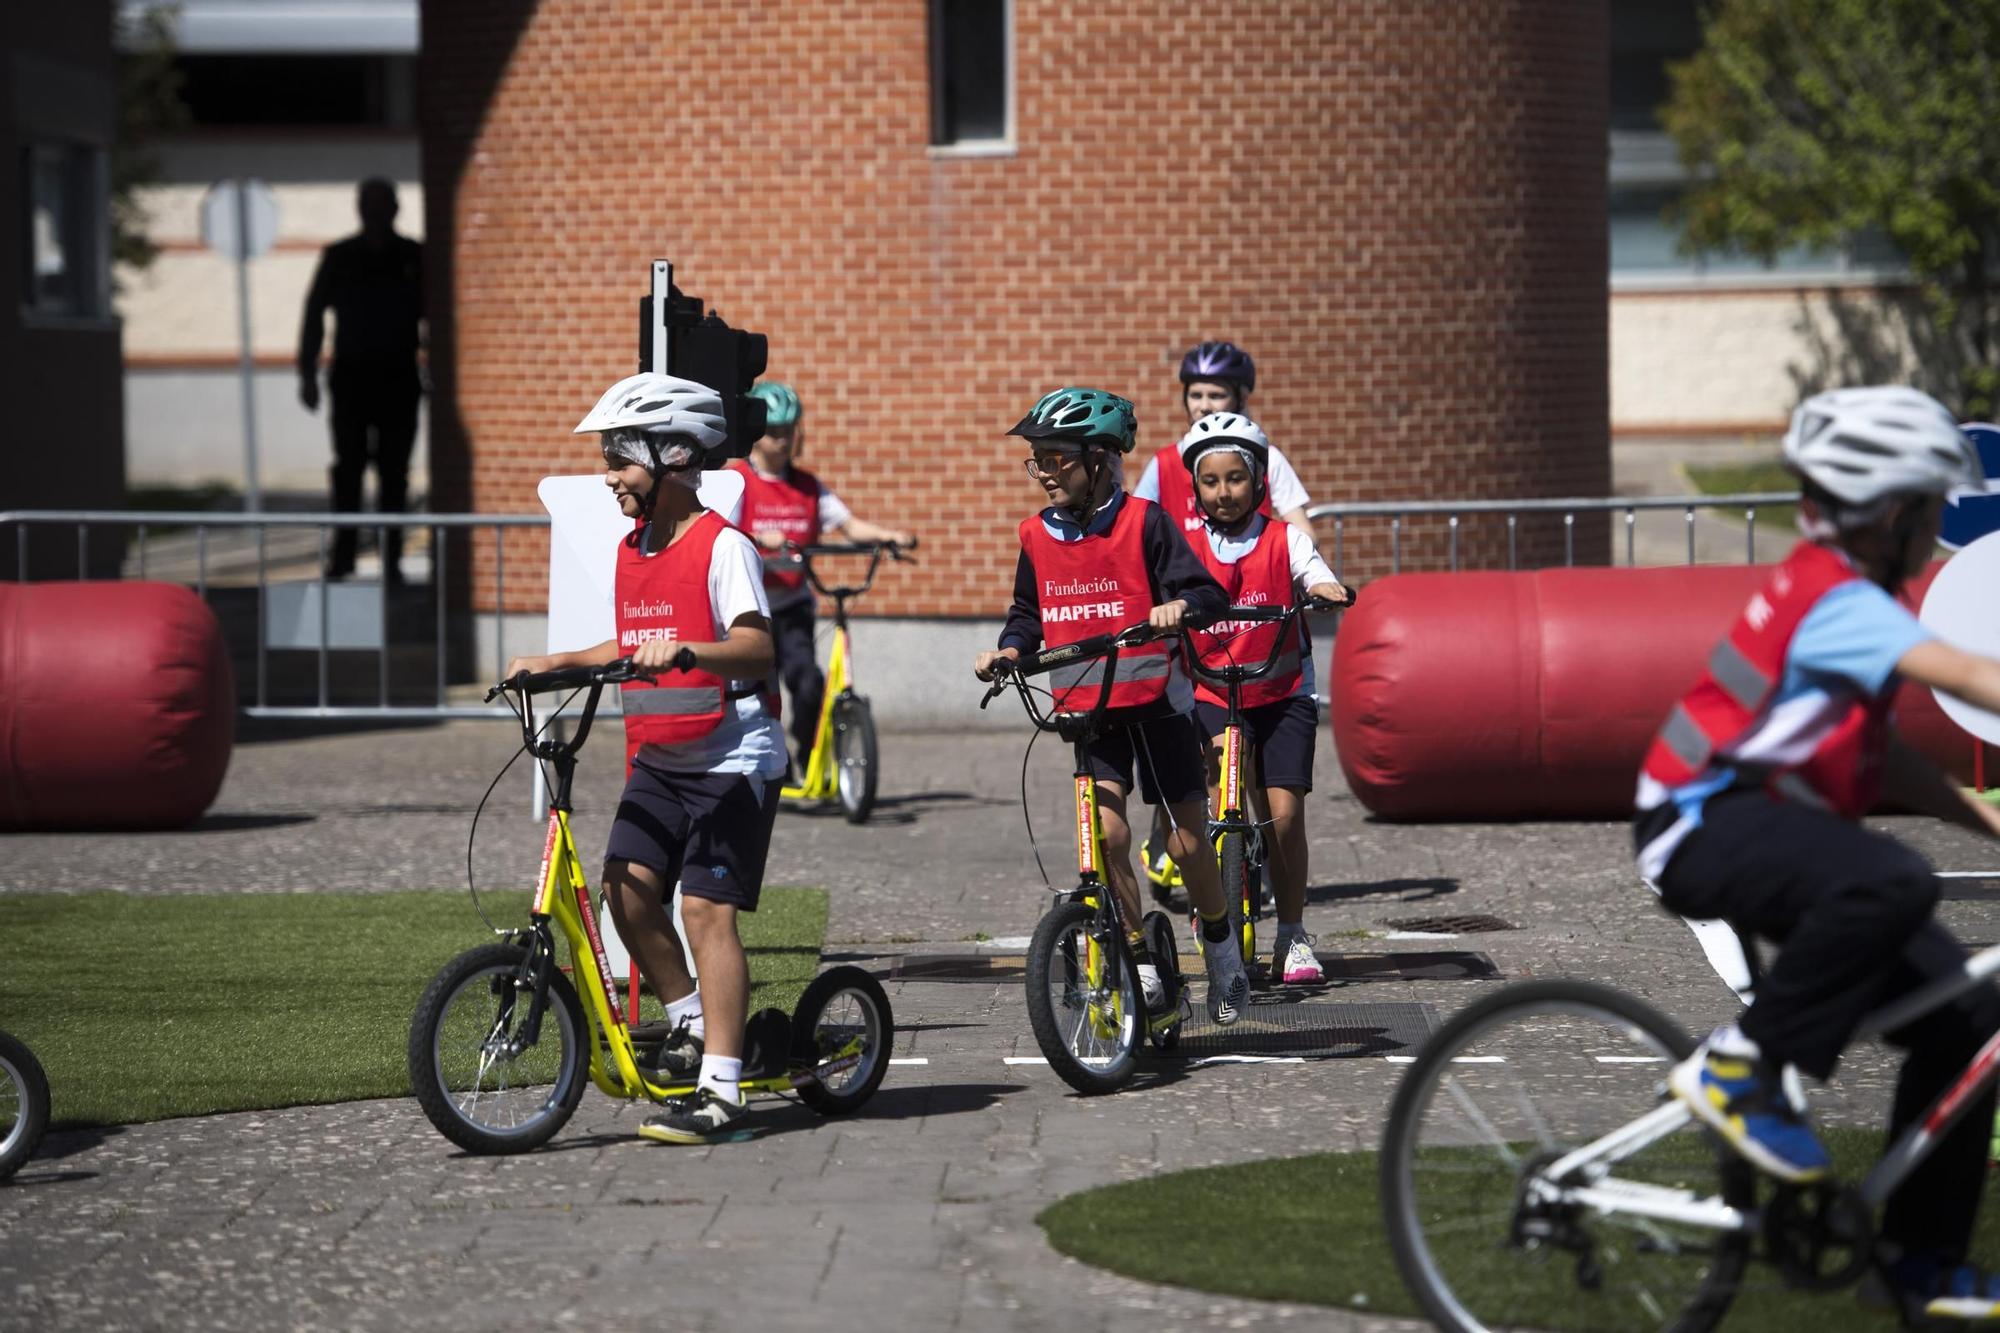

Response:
(1330, 562), (1971, 821)
(0, 582), (234, 830)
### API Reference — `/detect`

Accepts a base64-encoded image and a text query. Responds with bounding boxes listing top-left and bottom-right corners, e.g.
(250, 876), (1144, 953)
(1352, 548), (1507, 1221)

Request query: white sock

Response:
(1137, 962), (1163, 1000)
(698, 1053), (743, 1104)
(667, 990), (704, 1041)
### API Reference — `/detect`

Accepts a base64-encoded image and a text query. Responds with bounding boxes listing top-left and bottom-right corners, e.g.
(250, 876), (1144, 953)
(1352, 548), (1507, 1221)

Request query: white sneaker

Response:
(1202, 934), (1249, 1027)
(1273, 932), (1324, 984)
(1137, 961), (1167, 1011)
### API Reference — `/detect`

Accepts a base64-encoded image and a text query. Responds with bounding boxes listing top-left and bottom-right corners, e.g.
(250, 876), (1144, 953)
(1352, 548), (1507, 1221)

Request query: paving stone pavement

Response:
(5, 718), (2000, 1331)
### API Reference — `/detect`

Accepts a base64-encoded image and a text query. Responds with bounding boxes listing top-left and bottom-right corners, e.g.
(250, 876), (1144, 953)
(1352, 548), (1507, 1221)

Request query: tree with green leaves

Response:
(1663, 0), (2000, 417)
(113, 3), (188, 279)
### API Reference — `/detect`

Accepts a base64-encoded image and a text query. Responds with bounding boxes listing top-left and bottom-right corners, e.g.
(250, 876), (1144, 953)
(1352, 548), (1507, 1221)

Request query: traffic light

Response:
(638, 261), (770, 460)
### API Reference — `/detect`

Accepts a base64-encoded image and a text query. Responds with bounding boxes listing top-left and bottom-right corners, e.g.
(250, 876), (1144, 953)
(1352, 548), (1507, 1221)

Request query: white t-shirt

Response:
(1135, 442), (1311, 517)
(1199, 514), (1337, 700)
(630, 520), (788, 779)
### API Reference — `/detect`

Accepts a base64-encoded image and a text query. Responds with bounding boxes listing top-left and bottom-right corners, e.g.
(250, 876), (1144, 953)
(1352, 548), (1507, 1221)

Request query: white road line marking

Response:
(984, 936), (1034, 949)
(1593, 1055), (1665, 1064)
(1186, 1055), (1306, 1067)
(888, 1058), (930, 1066)
(1450, 1056), (1505, 1063)
(1003, 1056), (1049, 1065)
(1384, 931), (1458, 940)
(1385, 1056), (1416, 1063)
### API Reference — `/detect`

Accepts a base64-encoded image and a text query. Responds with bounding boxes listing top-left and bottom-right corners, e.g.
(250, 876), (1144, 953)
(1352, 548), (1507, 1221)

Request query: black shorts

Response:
(1193, 692), (1317, 793)
(603, 763), (780, 910)
(1086, 710), (1210, 807)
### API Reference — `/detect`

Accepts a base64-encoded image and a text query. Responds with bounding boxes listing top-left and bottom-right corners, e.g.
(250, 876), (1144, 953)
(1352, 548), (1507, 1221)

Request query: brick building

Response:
(421, 0), (1610, 620)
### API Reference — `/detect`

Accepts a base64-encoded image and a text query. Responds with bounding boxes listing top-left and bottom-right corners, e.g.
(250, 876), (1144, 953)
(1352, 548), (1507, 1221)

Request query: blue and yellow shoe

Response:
(1669, 1042), (1830, 1184)
(1868, 1253), (2000, 1322)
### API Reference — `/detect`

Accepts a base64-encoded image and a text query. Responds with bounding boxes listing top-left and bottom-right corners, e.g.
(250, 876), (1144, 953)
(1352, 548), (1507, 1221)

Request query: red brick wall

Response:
(422, 1), (1609, 614)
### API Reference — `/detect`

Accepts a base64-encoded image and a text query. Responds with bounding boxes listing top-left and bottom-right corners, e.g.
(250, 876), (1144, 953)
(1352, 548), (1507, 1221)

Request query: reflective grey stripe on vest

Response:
(1657, 702), (1712, 771)
(1708, 638), (1774, 713)
(1049, 652), (1172, 692)
(1770, 772), (1832, 810)
(621, 682), (724, 714)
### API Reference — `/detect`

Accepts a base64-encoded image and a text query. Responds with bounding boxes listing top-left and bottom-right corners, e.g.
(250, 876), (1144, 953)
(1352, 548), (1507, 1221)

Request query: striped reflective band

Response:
(1050, 653), (1172, 691)
(1708, 638), (1774, 713)
(621, 683), (724, 714)
(1770, 772), (1832, 810)
(1658, 703), (1713, 771)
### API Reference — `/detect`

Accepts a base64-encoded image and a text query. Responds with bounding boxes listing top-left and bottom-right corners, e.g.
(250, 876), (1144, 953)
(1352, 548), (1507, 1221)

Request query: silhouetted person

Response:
(297, 177), (424, 582)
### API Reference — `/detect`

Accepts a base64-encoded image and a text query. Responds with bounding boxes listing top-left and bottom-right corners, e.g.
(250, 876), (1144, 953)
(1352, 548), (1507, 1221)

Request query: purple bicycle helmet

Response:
(1179, 341), (1256, 393)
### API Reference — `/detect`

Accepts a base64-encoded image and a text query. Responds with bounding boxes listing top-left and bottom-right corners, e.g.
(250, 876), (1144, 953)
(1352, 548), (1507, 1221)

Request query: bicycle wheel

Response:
(791, 964), (893, 1115)
(832, 693), (878, 824)
(1381, 980), (1753, 1333)
(408, 943), (588, 1155)
(1142, 910), (1184, 1052)
(1024, 899), (1143, 1094)
(1217, 829), (1256, 968)
(0, 1028), (50, 1182)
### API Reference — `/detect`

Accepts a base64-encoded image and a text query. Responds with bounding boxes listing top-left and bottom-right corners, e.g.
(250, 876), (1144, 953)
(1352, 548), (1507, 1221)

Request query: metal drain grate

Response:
(1382, 913), (1516, 934)
(1172, 998), (1437, 1059)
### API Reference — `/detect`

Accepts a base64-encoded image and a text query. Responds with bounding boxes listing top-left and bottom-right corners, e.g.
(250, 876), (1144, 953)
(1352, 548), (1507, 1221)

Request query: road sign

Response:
(199, 179), (281, 512)
(1941, 422), (2000, 551)
(199, 179), (279, 260)
(1919, 528), (2000, 745)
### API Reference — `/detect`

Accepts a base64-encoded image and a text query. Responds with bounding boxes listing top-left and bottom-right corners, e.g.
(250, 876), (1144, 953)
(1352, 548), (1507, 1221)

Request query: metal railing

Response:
(1305, 492), (1797, 577)
(1, 510), (548, 721)
(4, 491), (1797, 722)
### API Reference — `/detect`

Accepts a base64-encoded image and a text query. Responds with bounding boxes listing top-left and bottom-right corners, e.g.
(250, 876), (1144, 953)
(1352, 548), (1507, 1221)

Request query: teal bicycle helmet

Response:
(1006, 387), (1137, 454)
(748, 380), (802, 429)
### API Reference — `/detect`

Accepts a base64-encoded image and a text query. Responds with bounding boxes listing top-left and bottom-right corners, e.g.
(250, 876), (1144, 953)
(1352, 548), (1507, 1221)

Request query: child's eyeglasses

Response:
(1023, 454), (1081, 479)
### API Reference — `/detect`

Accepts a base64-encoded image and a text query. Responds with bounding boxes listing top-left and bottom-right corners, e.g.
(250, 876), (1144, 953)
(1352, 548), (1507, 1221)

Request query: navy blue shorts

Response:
(603, 763), (780, 910)
(1194, 692), (1317, 793)
(1086, 710), (1210, 807)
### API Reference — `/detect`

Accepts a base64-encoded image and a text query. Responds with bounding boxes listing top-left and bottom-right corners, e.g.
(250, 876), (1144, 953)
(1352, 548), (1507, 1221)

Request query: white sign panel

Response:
(537, 470), (746, 654)
(1919, 529), (2000, 746)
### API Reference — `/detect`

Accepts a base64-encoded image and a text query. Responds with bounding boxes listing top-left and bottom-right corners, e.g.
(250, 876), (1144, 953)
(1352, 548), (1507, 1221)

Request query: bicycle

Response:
(0, 1028), (49, 1182)
(1378, 931), (2000, 1331)
(407, 660), (893, 1155)
(777, 541), (910, 823)
(981, 622), (1191, 1094)
(1178, 593), (1347, 975)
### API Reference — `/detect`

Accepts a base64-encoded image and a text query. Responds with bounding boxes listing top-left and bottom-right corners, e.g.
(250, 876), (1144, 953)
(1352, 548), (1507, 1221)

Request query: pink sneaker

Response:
(1275, 933), (1323, 984)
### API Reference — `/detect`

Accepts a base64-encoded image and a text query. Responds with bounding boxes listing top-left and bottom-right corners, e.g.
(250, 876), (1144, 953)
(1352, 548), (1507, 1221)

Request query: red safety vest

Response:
(615, 510), (732, 761)
(1150, 442), (1274, 542)
(1640, 541), (1898, 819)
(1189, 519), (1301, 710)
(728, 459), (822, 594)
(1018, 497), (1173, 712)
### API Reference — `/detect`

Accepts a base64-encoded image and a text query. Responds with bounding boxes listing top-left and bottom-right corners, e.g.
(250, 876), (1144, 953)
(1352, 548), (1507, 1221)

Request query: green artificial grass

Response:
(1040, 1126), (2000, 1330)
(0, 887), (828, 1128)
(1683, 460), (1801, 541)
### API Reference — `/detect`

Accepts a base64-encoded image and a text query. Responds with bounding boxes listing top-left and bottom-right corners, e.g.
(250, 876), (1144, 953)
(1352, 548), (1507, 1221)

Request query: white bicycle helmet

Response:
(1177, 412), (1271, 474)
(574, 373), (728, 469)
(1782, 386), (1982, 508)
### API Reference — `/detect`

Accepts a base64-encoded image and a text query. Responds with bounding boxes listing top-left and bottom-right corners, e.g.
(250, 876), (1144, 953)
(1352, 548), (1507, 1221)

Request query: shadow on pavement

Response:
(855, 1081), (1026, 1120)
(1306, 876), (1458, 904)
(32, 1122), (125, 1163)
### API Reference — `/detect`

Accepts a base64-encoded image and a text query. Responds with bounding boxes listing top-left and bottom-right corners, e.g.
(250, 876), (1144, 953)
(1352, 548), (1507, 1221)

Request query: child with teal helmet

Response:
(728, 381), (914, 774)
(974, 387), (1255, 1027)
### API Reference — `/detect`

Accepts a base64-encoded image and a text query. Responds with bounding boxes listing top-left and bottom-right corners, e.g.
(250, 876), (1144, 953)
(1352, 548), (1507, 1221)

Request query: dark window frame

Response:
(927, 0), (1012, 150)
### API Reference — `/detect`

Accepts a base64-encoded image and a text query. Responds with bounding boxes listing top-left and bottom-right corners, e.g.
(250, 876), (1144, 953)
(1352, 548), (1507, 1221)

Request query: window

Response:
(22, 142), (108, 318)
(173, 54), (417, 128)
(928, 0), (1010, 149)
